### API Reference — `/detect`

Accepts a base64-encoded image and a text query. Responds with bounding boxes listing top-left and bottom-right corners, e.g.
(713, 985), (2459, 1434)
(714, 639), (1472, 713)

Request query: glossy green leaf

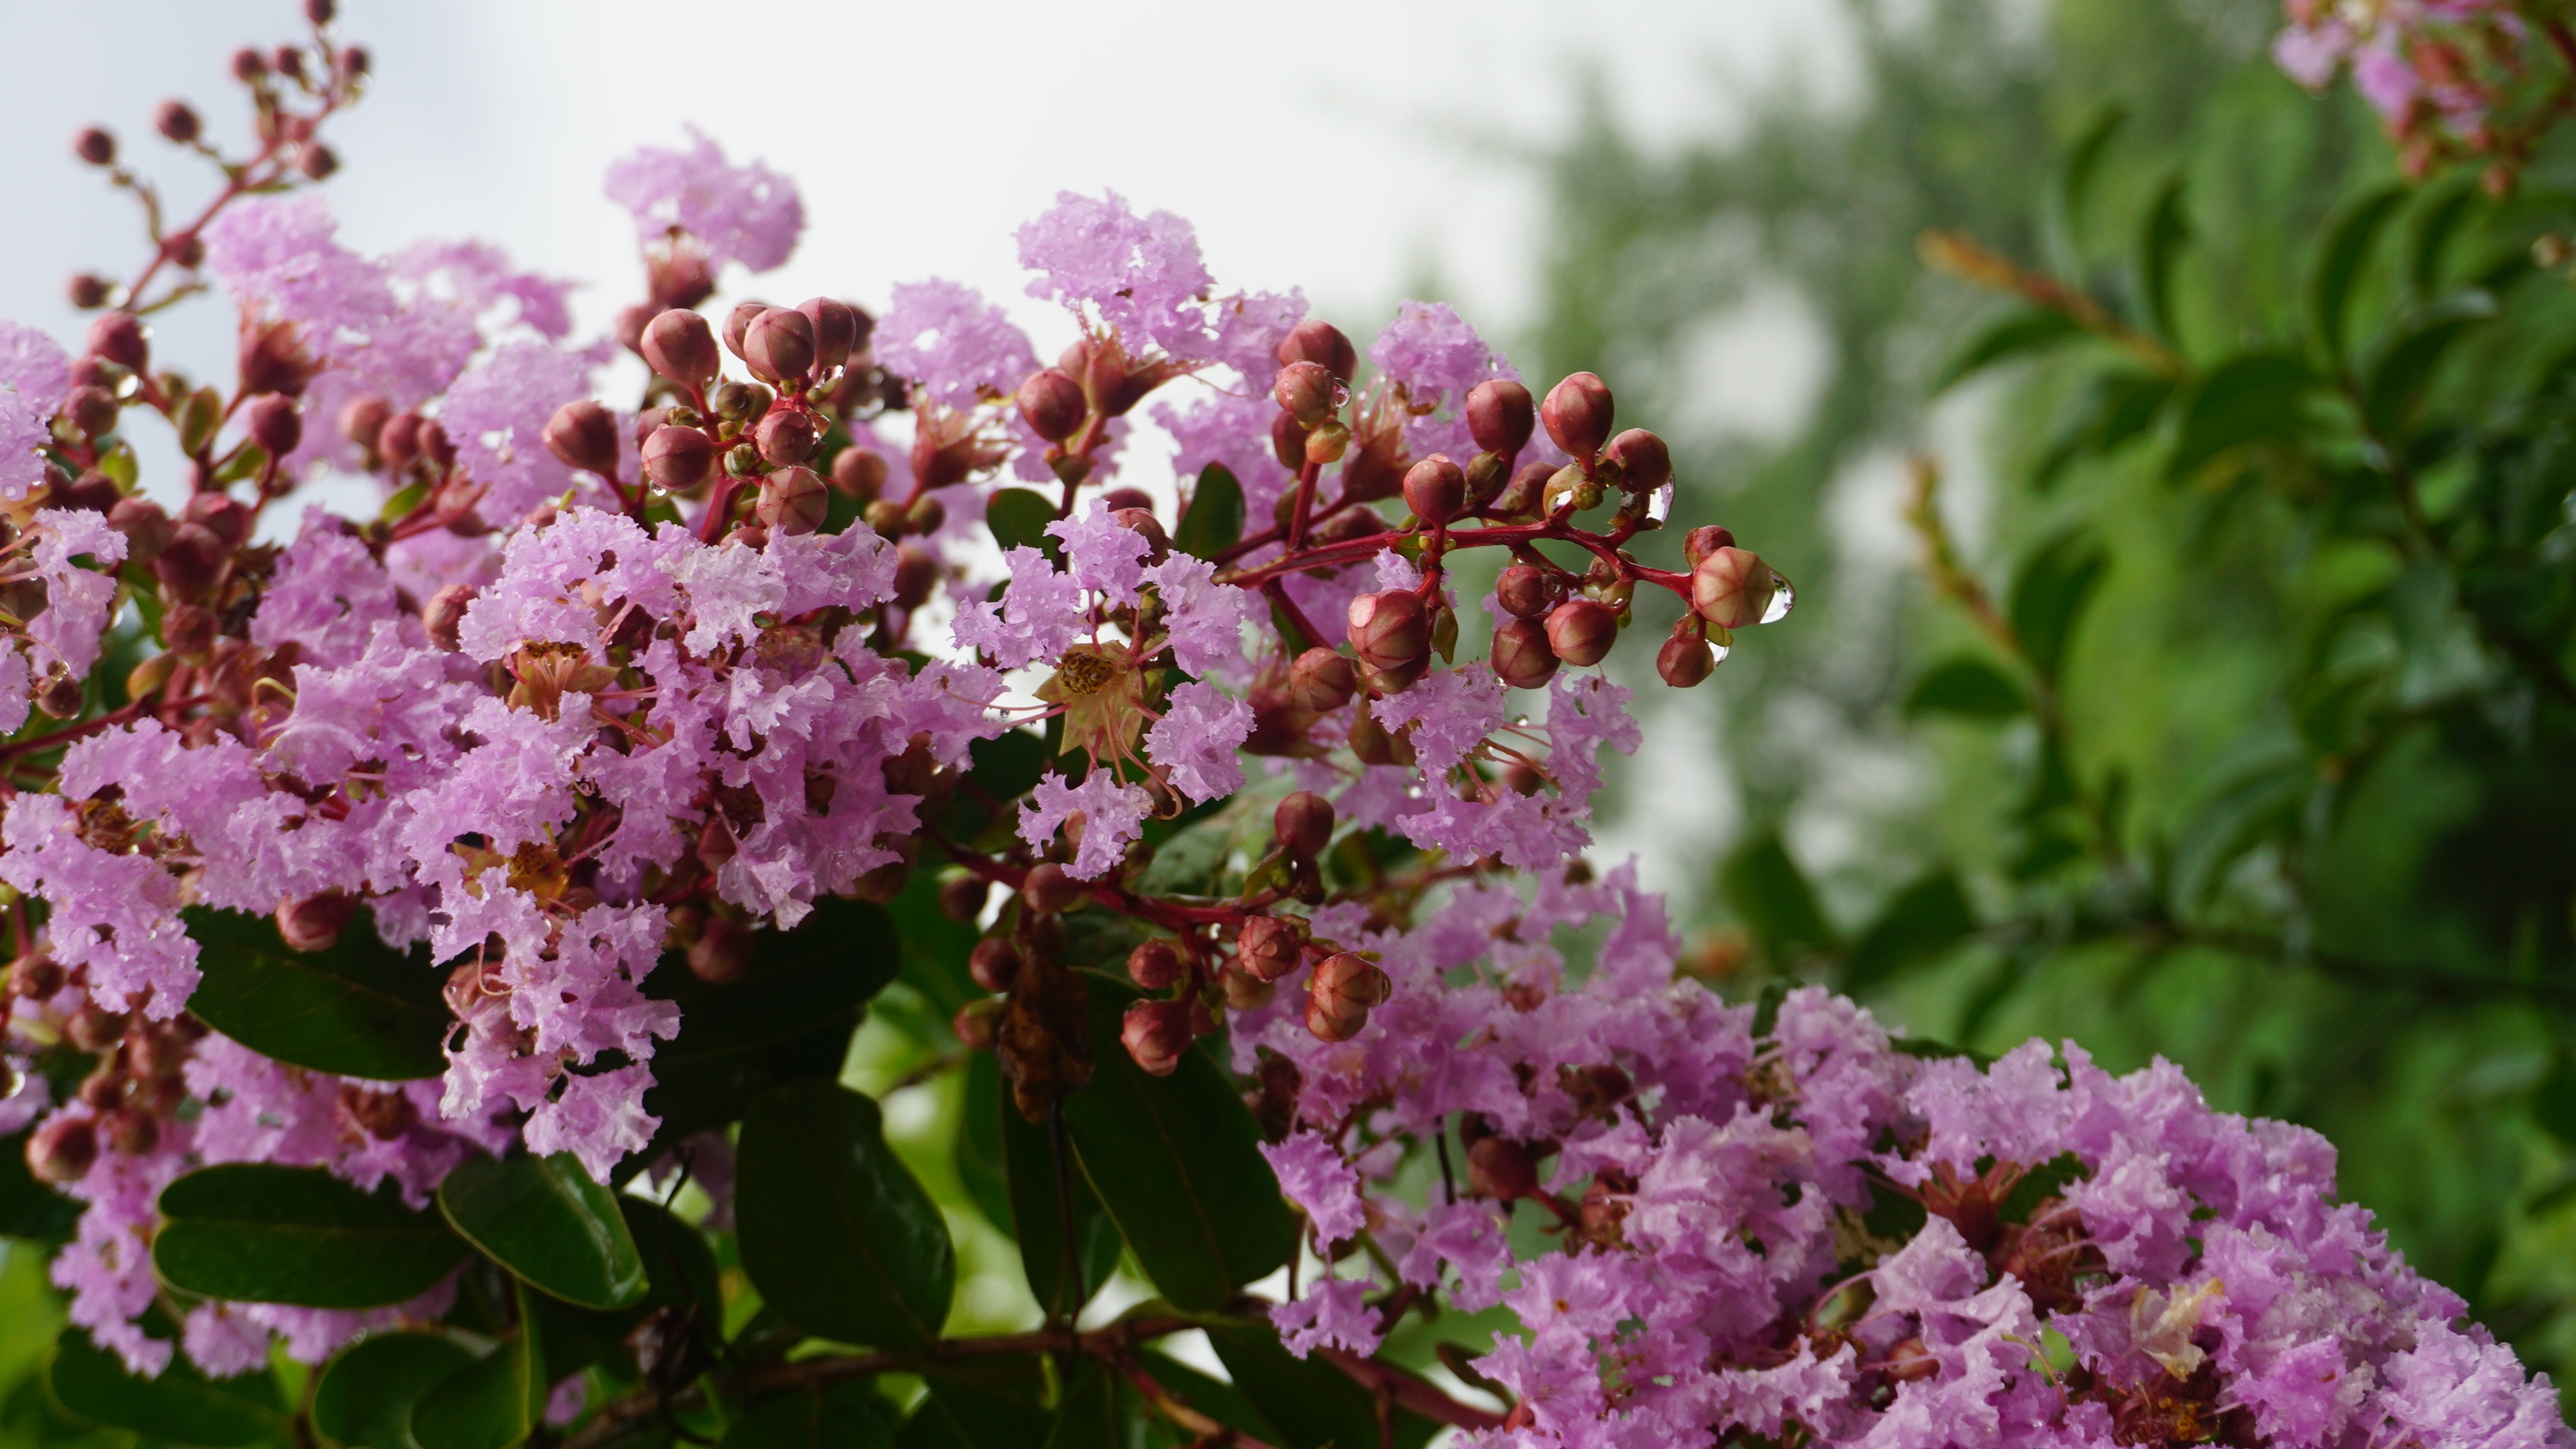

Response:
(1843, 870), (1978, 991)
(312, 1332), (477, 1449)
(184, 906), (447, 1080)
(1903, 657), (2031, 720)
(2051, 102), (2127, 248)
(2007, 530), (2108, 682)
(2407, 179), (2481, 296)
(2163, 352), (2326, 482)
(721, 1384), (898, 1448)
(985, 488), (1060, 556)
(955, 1053), (1012, 1231)
(154, 1164), (467, 1309)
(1721, 829), (1837, 961)
(1062, 977), (1295, 1313)
(2032, 368), (2174, 491)
(410, 1282), (545, 1449)
(1206, 1323), (1438, 1449)
(2533, 1055), (2576, 1149)
(524, 1196), (723, 1384)
(2134, 173), (2190, 344)
(437, 1154), (646, 1311)
(999, 1076), (1121, 1320)
(2308, 185), (2408, 363)
(1932, 309), (2084, 395)
(894, 1367), (1052, 1449)
(1040, 1360), (1127, 1449)
(738, 1079), (954, 1349)
(0, 1126), (79, 1240)
(49, 1329), (287, 1446)
(2361, 291), (2497, 434)
(1174, 463), (1244, 561)
(2170, 755), (2311, 913)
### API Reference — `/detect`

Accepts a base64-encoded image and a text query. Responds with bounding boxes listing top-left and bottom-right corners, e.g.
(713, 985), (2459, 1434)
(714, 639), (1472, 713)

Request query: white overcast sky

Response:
(0, 0), (1856, 407)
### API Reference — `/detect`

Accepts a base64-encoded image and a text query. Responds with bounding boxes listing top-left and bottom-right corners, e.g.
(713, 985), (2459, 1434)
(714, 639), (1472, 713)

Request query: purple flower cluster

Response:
(2273, 1), (2561, 175)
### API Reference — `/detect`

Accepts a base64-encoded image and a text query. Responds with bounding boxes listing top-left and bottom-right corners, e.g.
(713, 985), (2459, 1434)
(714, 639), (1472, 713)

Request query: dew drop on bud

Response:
(1759, 571), (1796, 625)
(1646, 482), (1674, 525)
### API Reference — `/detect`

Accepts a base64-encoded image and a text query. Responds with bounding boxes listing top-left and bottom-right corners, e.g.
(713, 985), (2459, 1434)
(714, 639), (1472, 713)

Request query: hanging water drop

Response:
(1759, 572), (1795, 624)
(1646, 481), (1674, 524)
(1706, 623), (1734, 665)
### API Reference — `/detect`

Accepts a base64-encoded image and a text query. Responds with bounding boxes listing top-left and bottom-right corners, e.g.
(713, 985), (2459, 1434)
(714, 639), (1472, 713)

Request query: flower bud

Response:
(1121, 1000), (1194, 1076)
(64, 385), (117, 440)
(641, 308), (720, 388)
(1656, 627), (1715, 688)
(906, 494), (946, 537)
(298, 144), (338, 181)
(1287, 646), (1357, 712)
(28, 1116), (97, 1185)
(831, 446), (888, 502)
(641, 425), (717, 491)
(338, 394), (392, 455)
(1690, 547), (1777, 629)
(155, 100), (202, 144)
(1540, 373), (1613, 461)
(73, 128), (115, 167)
(85, 312), (147, 372)
(33, 670), (82, 721)
(1467, 1136), (1538, 1200)
(1016, 368), (1086, 443)
(66, 274), (112, 310)
(1127, 938), (1185, 991)
(154, 522), (227, 599)
(338, 1085), (418, 1143)
(125, 651), (176, 703)
(162, 603), (216, 660)
(1347, 706), (1416, 767)
(307, 0), (337, 24)
(744, 307), (817, 385)
(231, 47), (267, 82)
(953, 999), (1001, 1052)
(1402, 454), (1466, 527)
(1305, 951), (1389, 1042)
(1236, 915), (1303, 982)
(64, 1005), (127, 1052)
(7, 954), (63, 1001)
(938, 876), (990, 923)
(1490, 617), (1560, 689)
(723, 300), (767, 361)
(1275, 319), (1357, 382)
(893, 543), (939, 608)
(1683, 525), (1735, 567)
(246, 394), (301, 458)
(687, 915), (753, 985)
(755, 408), (820, 467)
(1492, 459), (1553, 519)
(422, 583), (474, 652)
(1346, 591), (1429, 674)
(1467, 379), (1536, 457)
(969, 937), (1021, 993)
(799, 297), (860, 372)
(378, 412), (428, 470)
(543, 400), (619, 476)
(1545, 598), (1617, 668)
(1273, 791), (1335, 858)
(1495, 565), (1553, 620)
(1269, 410), (1308, 471)
(1274, 361), (1340, 430)
(1023, 863), (1084, 914)
(337, 45), (369, 79)
(756, 465), (828, 537)
(186, 492), (252, 548)
(275, 891), (355, 953)
(1604, 428), (1670, 495)
(416, 418), (456, 470)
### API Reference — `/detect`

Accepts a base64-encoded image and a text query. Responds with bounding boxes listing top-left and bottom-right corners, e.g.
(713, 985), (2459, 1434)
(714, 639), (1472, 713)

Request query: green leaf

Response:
(0, 1126), (79, 1240)
(2163, 352), (2327, 482)
(2052, 103), (2128, 250)
(1062, 976), (1296, 1313)
(1040, 1360), (1127, 1449)
(1174, 464), (1245, 561)
(1205, 1324), (1438, 1449)
(437, 1154), (647, 1311)
(2007, 530), (2109, 682)
(894, 1369), (1052, 1449)
(2407, 179), (2482, 296)
(49, 1329), (288, 1446)
(942, 728), (1050, 842)
(1903, 657), (2031, 720)
(1843, 870), (1978, 991)
(1720, 829), (1837, 962)
(1140, 1349), (1285, 1446)
(1932, 309), (2085, 395)
(183, 906), (448, 1081)
(985, 488), (1060, 557)
(154, 1164), (467, 1309)
(2170, 755), (2311, 913)
(410, 1282), (546, 1449)
(2308, 185), (2409, 364)
(737, 1079), (955, 1349)
(720, 1384), (898, 1448)
(999, 1075), (1121, 1320)
(2533, 1055), (2576, 1149)
(312, 1332), (477, 1449)
(2134, 173), (2191, 344)
(2360, 291), (2498, 434)
(2032, 368), (2178, 491)
(955, 1053), (1012, 1232)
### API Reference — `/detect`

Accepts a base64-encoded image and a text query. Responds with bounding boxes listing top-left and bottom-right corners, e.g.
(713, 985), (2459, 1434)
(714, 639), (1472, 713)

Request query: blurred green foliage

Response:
(1540, 0), (2576, 1377)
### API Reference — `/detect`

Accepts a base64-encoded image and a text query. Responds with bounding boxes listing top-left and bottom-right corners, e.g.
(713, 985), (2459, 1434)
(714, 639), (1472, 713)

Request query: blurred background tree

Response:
(1551, 0), (2576, 1379)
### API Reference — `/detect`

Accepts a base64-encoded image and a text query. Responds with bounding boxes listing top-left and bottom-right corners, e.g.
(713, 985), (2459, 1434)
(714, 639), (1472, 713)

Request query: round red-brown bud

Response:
(722, 300), (767, 360)
(154, 522), (227, 599)
(1545, 598), (1618, 668)
(743, 307), (817, 385)
(106, 497), (172, 565)
(543, 400), (620, 476)
(1496, 565), (1554, 620)
(1022, 863), (1084, 914)
(1490, 617), (1561, 689)
(1402, 454), (1466, 527)
(275, 891), (355, 953)
(1682, 525), (1735, 568)
(274, 44), (306, 79)
(154, 100), (202, 144)
(65, 385), (118, 440)
(28, 1116), (97, 1185)
(416, 418), (455, 470)
(1273, 791), (1335, 858)
(1111, 508), (1170, 564)
(892, 543), (939, 609)
(1467, 1136), (1538, 1200)
(1275, 319), (1357, 382)
(9, 954), (64, 1001)
(1269, 409), (1308, 470)
(64, 1005), (128, 1052)
(1604, 429), (1670, 495)
(230, 47), (268, 82)
(338, 1085), (417, 1143)
(375, 412), (423, 470)
(53, 470), (116, 514)
(1236, 915), (1304, 983)
(34, 670), (82, 721)
(756, 466), (829, 537)
(86, 312), (147, 372)
(1466, 379), (1535, 456)
(298, 143), (337, 181)
(246, 393), (301, 458)
(641, 308), (720, 388)
(1656, 627), (1715, 688)
(1690, 547), (1777, 629)
(1127, 938), (1185, 991)
(306, 0), (337, 24)
(687, 915), (753, 985)
(613, 302), (657, 358)
(162, 603), (216, 660)
(186, 492), (252, 547)
(1016, 368), (1086, 443)
(831, 446), (888, 503)
(754, 407), (820, 467)
(799, 297), (860, 372)
(1540, 372), (1614, 461)
(422, 583), (475, 652)
(641, 425), (717, 491)
(1346, 590), (1430, 673)
(1287, 647), (1358, 713)
(1305, 951), (1390, 1042)
(906, 494), (946, 537)
(66, 274), (112, 310)
(968, 937), (1021, 993)
(1121, 1000), (1194, 1076)
(937, 875), (990, 924)
(72, 128), (115, 167)
(1273, 361), (1340, 429)
(338, 45), (369, 79)
(339, 393), (392, 453)
(952, 1000), (1001, 1052)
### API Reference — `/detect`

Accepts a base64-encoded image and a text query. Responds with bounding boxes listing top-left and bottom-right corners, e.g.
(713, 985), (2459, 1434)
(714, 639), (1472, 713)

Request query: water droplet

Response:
(1759, 572), (1795, 625)
(1706, 636), (1732, 665)
(1646, 482), (1674, 524)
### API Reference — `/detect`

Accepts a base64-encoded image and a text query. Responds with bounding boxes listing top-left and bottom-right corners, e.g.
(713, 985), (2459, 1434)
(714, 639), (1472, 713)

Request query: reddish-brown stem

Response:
(0, 693), (208, 765)
(1315, 1347), (1509, 1433)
